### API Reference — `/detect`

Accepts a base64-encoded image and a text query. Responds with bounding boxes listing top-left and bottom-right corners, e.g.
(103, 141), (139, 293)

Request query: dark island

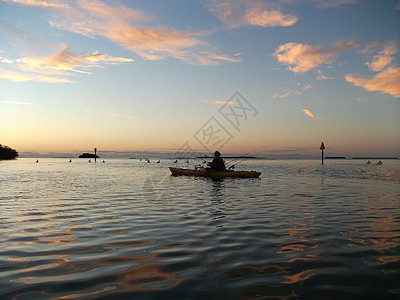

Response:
(79, 153), (99, 158)
(0, 144), (18, 160)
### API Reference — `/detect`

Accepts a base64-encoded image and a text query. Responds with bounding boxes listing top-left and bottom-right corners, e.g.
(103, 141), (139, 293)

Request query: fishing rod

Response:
(224, 146), (268, 170)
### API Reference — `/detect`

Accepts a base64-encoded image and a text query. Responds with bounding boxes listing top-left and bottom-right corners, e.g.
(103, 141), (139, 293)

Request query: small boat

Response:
(169, 167), (261, 179)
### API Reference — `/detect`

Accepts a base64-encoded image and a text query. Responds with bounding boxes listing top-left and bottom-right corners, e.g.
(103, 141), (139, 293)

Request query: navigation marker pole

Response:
(94, 147), (97, 163)
(320, 142), (325, 164)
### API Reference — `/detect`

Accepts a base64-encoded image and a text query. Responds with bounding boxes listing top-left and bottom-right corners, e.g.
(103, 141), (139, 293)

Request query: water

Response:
(1, 158), (399, 299)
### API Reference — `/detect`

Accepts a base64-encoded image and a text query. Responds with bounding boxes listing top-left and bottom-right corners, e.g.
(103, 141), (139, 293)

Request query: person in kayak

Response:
(207, 151), (226, 172)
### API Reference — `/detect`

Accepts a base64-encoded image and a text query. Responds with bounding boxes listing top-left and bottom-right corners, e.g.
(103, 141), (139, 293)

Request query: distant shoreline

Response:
(196, 156), (257, 159)
(16, 151), (399, 160)
(325, 156), (399, 160)
(352, 157), (398, 160)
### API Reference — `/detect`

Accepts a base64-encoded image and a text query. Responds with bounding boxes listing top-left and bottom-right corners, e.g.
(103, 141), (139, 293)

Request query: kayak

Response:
(169, 167), (261, 179)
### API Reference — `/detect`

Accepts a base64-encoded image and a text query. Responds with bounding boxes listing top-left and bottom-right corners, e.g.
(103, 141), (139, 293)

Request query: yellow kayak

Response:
(169, 167), (261, 179)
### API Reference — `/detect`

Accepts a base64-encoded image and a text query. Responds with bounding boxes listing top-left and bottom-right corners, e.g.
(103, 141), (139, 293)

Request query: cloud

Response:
(0, 20), (51, 52)
(206, 53), (242, 63)
(315, 0), (357, 9)
(302, 109), (315, 118)
(356, 97), (368, 102)
(345, 67), (400, 98)
(214, 100), (234, 105)
(272, 90), (301, 98)
(84, 110), (134, 119)
(361, 41), (380, 54)
(274, 40), (357, 73)
(77, 0), (151, 23)
(3, 0), (240, 66)
(303, 84), (313, 90)
(44, 0), (238, 65)
(108, 113), (134, 119)
(18, 44), (133, 73)
(205, 0), (298, 28)
(99, 26), (207, 62)
(1, 0), (69, 9)
(0, 44), (133, 83)
(345, 42), (399, 98)
(365, 43), (396, 72)
(0, 66), (71, 82)
(315, 70), (335, 80)
(0, 100), (38, 105)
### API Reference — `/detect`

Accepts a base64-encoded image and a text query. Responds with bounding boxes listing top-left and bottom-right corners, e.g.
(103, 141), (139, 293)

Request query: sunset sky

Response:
(1, 0), (399, 157)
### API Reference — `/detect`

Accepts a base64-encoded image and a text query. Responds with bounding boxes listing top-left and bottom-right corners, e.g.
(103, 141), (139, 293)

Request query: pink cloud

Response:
(5, 0), (240, 66)
(365, 42), (397, 72)
(214, 101), (234, 105)
(244, 6), (298, 27)
(206, 0), (298, 28)
(0, 44), (133, 83)
(274, 40), (357, 73)
(2, 0), (69, 9)
(45, 0), (239, 65)
(302, 109), (315, 118)
(0, 66), (72, 83)
(272, 90), (301, 98)
(345, 67), (400, 98)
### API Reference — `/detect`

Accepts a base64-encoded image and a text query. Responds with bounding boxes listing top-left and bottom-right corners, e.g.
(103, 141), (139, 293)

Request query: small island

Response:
(0, 144), (18, 160)
(79, 153), (99, 158)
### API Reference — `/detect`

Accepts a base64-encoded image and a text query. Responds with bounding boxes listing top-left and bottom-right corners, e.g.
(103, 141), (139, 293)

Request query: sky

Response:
(0, 0), (399, 158)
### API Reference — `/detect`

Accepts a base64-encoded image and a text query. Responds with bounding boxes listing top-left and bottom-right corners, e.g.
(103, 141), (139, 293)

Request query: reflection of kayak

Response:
(169, 167), (261, 179)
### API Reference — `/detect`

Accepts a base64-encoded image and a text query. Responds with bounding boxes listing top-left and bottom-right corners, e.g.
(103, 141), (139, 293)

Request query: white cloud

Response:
(356, 97), (369, 102)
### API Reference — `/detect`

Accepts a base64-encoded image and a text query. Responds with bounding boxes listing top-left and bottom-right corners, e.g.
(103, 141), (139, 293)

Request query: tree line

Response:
(0, 144), (18, 160)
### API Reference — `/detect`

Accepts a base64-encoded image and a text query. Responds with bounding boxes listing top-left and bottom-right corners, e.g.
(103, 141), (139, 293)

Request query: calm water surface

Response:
(1, 158), (399, 299)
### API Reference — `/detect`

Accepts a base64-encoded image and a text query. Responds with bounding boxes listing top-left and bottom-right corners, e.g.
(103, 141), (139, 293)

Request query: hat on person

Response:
(214, 151), (221, 156)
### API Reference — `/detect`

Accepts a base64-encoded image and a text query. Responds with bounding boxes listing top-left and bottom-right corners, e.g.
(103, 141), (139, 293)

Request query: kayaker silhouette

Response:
(207, 151), (226, 172)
